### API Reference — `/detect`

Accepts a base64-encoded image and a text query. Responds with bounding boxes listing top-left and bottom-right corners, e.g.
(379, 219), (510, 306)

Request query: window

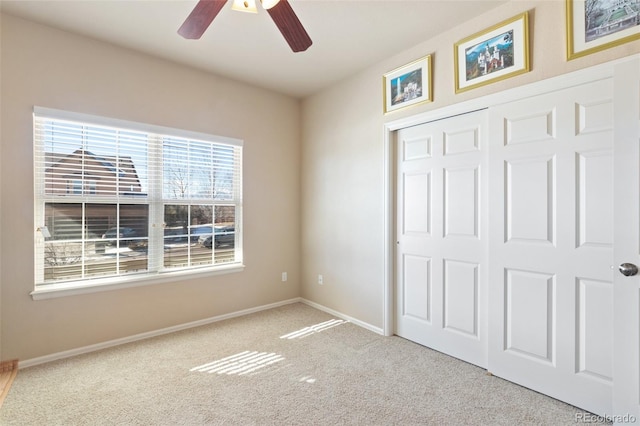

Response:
(34, 107), (243, 292)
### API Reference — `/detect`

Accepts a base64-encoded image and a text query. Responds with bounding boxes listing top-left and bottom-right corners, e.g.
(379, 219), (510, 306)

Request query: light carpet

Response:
(0, 303), (605, 425)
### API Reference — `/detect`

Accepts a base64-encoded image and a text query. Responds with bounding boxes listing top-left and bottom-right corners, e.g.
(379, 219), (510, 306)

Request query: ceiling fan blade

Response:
(266, 0), (312, 52)
(178, 0), (228, 40)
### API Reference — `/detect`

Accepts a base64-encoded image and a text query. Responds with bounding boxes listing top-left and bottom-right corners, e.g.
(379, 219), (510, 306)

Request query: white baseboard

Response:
(20, 297), (382, 369)
(300, 298), (384, 335)
(19, 298), (302, 369)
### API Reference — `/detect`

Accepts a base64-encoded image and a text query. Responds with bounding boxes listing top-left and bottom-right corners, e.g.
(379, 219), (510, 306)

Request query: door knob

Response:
(619, 263), (639, 277)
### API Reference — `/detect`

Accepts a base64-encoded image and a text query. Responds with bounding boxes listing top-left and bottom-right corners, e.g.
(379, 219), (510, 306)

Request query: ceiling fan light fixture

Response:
(231, 0), (258, 13)
(179, 0), (311, 52)
(260, 0), (281, 10)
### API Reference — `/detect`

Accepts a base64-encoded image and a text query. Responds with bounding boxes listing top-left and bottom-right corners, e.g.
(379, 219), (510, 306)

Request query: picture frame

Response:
(383, 55), (432, 114)
(566, 0), (640, 60)
(454, 12), (530, 94)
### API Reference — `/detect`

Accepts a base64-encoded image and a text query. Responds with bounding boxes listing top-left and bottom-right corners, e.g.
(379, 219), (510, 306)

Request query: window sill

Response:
(31, 263), (245, 300)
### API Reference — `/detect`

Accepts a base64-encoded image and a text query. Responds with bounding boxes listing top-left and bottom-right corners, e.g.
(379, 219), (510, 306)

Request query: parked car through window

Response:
(198, 226), (235, 249)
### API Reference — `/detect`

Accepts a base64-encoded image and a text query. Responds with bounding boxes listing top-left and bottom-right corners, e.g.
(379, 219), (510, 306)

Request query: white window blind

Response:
(34, 107), (243, 291)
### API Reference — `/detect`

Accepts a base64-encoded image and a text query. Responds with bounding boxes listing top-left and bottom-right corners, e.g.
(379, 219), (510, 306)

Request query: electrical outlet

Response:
(282, 272), (287, 282)
(318, 274), (323, 285)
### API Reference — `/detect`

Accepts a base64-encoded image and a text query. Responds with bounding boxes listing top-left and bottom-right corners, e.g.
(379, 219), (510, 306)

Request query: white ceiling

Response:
(0, 0), (508, 98)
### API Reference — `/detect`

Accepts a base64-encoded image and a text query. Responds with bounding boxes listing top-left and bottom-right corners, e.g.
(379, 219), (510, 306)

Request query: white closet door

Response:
(488, 79), (614, 416)
(396, 110), (488, 368)
(613, 57), (640, 421)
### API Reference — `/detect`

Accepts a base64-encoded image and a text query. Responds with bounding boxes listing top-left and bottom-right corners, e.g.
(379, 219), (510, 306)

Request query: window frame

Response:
(32, 107), (244, 300)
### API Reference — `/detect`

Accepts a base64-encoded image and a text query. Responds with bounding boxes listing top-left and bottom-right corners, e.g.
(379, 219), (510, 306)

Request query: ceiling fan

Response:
(178, 0), (312, 52)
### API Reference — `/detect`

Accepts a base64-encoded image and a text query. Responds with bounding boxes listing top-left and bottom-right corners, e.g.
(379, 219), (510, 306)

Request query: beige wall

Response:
(300, 1), (640, 328)
(0, 13), (3, 361)
(0, 14), (301, 361)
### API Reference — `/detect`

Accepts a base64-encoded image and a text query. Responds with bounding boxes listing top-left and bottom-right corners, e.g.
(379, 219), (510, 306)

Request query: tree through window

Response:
(34, 108), (243, 289)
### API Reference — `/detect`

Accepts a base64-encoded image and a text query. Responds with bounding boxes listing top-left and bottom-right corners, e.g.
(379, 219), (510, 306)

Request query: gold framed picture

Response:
(383, 55), (432, 114)
(567, 0), (640, 60)
(454, 12), (530, 94)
